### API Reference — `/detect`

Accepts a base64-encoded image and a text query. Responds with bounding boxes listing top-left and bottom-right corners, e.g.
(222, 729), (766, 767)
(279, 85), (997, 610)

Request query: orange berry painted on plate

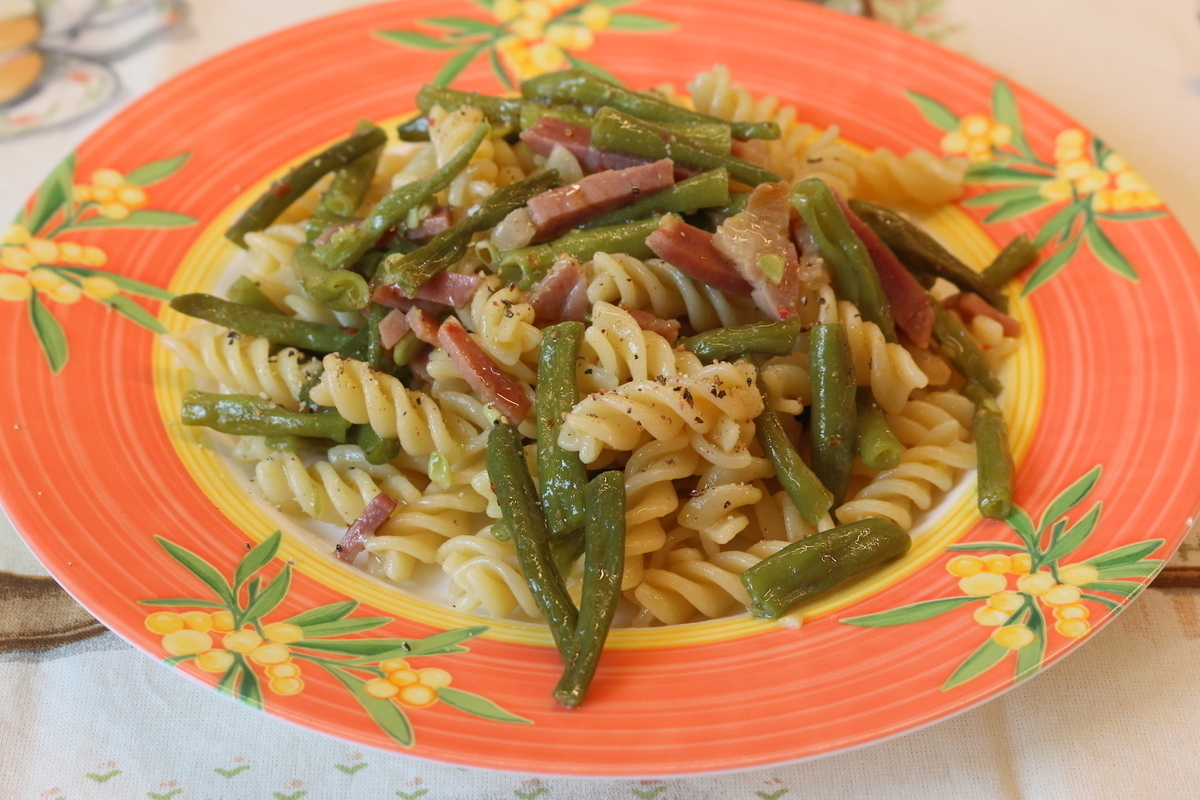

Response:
(1058, 564), (1100, 586)
(262, 622), (304, 643)
(265, 662), (301, 679)
(0, 274), (32, 301)
(145, 611), (184, 634)
(81, 275), (120, 300)
(417, 668), (452, 689)
(249, 642), (291, 665)
(958, 572), (1007, 597)
(982, 554), (1011, 574)
(26, 238), (57, 263)
(162, 628), (212, 656)
(210, 610), (235, 631)
(195, 649), (235, 673)
(1055, 619), (1091, 638)
(397, 682), (438, 708)
(987, 591), (1024, 613)
(379, 658), (410, 673)
(946, 555), (984, 577)
(972, 606), (1010, 627)
(181, 610), (213, 632)
(365, 678), (400, 699)
(1009, 553), (1032, 574)
(1053, 603), (1089, 621)
(388, 668), (421, 687)
(1016, 572), (1056, 596)
(1041, 584), (1083, 606)
(223, 629), (263, 653)
(268, 677), (304, 696)
(991, 624), (1035, 650)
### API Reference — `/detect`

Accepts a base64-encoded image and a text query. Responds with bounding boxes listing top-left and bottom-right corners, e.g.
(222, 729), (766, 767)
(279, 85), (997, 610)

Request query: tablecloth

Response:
(3, 0), (1200, 797)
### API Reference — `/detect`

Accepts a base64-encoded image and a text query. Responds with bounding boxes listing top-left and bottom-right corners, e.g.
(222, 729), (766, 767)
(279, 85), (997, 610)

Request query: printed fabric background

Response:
(2, 0), (1200, 797)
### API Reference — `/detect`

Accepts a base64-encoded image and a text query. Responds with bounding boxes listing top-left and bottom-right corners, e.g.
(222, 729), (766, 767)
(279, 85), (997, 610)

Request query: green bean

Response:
(181, 391), (351, 441)
(716, 191), (750, 219)
(305, 120), (384, 242)
(809, 322), (858, 506)
(554, 470), (626, 708)
(397, 115), (430, 142)
(962, 381), (1014, 520)
(518, 100), (733, 151)
(377, 170), (560, 297)
(226, 276), (280, 314)
(313, 121), (489, 271)
(170, 294), (355, 353)
(682, 317), (800, 363)
(363, 302), (395, 375)
(930, 299), (1001, 395)
(856, 389), (902, 471)
(793, 180), (897, 342)
(496, 217), (660, 289)
(581, 168), (731, 229)
(520, 69), (780, 140)
(847, 199), (1008, 312)
(536, 321), (588, 540)
(226, 125), (387, 248)
(263, 435), (336, 455)
(754, 379), (834, 526)
(487, 422), (578, 660)
(354, 423), (401, 465)
(291, 243), (371, 312)
(551, 535), (586, 577)
(391, 332), (423, 367)
(982, 233), (1037, 290)
(591, 108), (780, 187)
(417, 85), (524, 137)
(518, 101), (595, 131)
(740, 518), (911, 619)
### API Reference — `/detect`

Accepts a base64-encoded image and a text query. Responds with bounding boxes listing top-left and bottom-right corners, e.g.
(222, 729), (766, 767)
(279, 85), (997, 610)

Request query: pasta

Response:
(168, 64), (1020, 632)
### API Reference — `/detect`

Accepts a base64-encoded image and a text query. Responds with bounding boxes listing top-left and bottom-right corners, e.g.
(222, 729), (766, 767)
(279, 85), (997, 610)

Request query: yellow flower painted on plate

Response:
(940, 112), (1013, 163)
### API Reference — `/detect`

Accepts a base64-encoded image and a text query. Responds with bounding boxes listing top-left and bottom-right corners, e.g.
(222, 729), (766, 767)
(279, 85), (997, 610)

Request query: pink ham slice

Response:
(438, 317), (532, 425)
(526, 158), (675, 239)
(527, 254), (589, 322)
(406, 307), (441, 345)
(646, 214), (753, 296)
(405, 206), (453, 241)
(520, 117), (653, 174)
(373, 272), (482, 309)
(625, 307), (681, 342)
(837, 195), (934, 349)
(712, 182), (802, 319)
(946, 292), (1022, 337)
(336, 491), (398, 563)
(378, 308), (410, 350)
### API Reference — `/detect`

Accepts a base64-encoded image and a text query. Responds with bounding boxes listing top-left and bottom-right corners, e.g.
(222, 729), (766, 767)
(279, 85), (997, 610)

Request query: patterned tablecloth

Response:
(3, 0), (1200, 797)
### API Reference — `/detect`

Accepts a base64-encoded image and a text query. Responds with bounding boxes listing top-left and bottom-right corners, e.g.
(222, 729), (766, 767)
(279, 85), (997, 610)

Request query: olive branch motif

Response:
(138, 531), (530, 747)
(842, 466), (1164, 690)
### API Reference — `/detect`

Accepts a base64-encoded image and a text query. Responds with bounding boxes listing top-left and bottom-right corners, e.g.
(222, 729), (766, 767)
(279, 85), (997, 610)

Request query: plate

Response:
(2, 0), (1200, 777)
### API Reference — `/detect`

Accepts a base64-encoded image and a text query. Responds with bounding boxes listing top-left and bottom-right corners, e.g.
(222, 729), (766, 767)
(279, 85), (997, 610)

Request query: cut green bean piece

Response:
(417, 86), (524, 136)
(354, 423), (401, 465)
(313, 121), (489, 271)
(496, 217), (659, 289)
(305, 120), (384, 242)
(982, 233), (1037, 290)
(518, 101), (595, 131)
(755, 380), (834, 526)
(848, 198), (1009, 312)
(856, 389), (902, 471)
(809, 322), (858, 506)
(397, 115), (430, 142)
(488, 422), (578, 661)
(377, 170), (560, 297)
(292, 243), (371, 312)
(682, 317), (800, 363)
(520, 69), (780, 140)
(930, 299), (1002, 395)
(741, 518), (911, 619)
(582, 168), (731, 229)
(591, 108), (780, 187)
(182, 391), (351, 442)
(962, 381), (1014, 520)
(363, 302), (395, 375)
(170, 294), (355, 354)
(554, 470), (626, 708)
(226, 125), (387, 248)
(263, 435), (336, 455)
(793, 180), (896, 343)
(537, 322), (587, 540)
(226, 276), (280, 314)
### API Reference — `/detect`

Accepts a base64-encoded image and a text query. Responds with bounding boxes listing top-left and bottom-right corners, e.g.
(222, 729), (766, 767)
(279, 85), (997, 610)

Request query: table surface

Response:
(3, 0), (1200, 797)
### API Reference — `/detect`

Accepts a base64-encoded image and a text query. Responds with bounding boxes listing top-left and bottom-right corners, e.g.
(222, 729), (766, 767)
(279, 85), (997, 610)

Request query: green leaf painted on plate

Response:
(1021, 234), (1081, 296)
(422, 16), (498, 35)
(52, 266), (174, 300)
(432, 43), (485, 87)
(299, 617), (393, 638)
(292, 638), (416, 657)
(28, 292), (68, 374)
(946, 542), (1028, 552)
(436, 687), (532, 724)
(1005, 507), (1038, 554)
(407, 626), (488, 655)
(1033, 201), (1085, 249)
(1037, 502), (1102, 567)
(965, 162), (1050, 185)
(163, 654), (197, 667)
(242, 564), (291, 622)
(1038, 465), (1102, 533)
(1014, 604), (1046, 682)
(942, 635), (1011, 691)
(124, 152), (191, 186)
(68, 209), (196, 230)
(216, 660), (244, 696)
(1085, 218), (1139, 282)
(962, 185), (1046, 208)
(606, 13), (677, 32)
(1082, 580), (1142, 598)
(990, 80), (1032, 156)
(1095, 209), (1167, 222)
(1080, 590), (1123, 612)
(1096, 560), (1162, 580)
(488, 46), (514, 90)
(591, 0), (650, 7)
(982, 195), (1049, 224)
(327, 666), (415, 747)
(155, 536), (236, 607)
(841, 596), (979, 627)
(237, 656), (264, 710)
(1083, 539), (1165, 569)
(373, 30), (460, 50)
(904, 91), (959, 132)
(465, 0), (495, 9)
(564, 52), (625, 87)
(106, 295), (168, 334)
(28, 151), (75, 234)
(233, 531), (282, 590)
(285, 600), (360, 626)
(139, 597), (228, 608)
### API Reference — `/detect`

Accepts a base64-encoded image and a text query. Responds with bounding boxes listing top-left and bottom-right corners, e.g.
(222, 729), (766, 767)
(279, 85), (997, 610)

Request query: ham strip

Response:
(646, 214), (753, 296)
(405, 206), (453, 240)
(373, 273), (482, 310)
(838, 195), (934, 348)
(520, 117), (652, 174)
(527, 159), (675, 238)
(528, 254), (589, 322)
(378, 308), (410, 349)
(712, 182), (802, 319)
(625, 307), (681, 341)
(947, 292), (1022, 337)
(438, 317), (531, 425)
(336, 492), (398, 563)
(406, 307), (441, 345)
